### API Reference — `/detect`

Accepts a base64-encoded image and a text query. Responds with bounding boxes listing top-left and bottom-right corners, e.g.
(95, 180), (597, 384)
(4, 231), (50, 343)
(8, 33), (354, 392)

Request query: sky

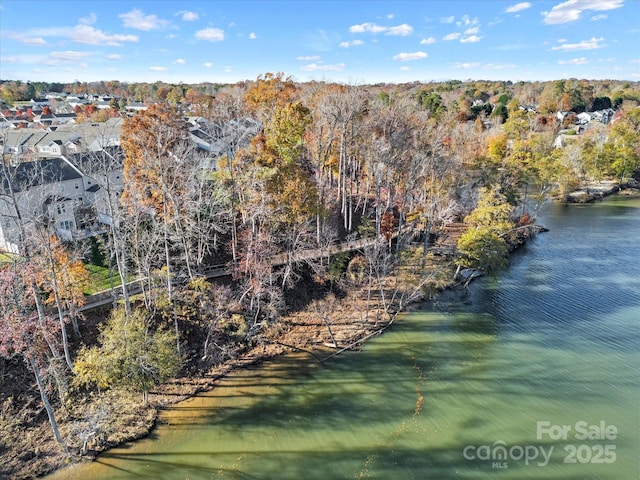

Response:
(1, 0), (639, 85)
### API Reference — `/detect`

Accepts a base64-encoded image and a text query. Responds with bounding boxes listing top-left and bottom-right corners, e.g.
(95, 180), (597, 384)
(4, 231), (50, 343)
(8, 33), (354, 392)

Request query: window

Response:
(60, 220), (72, 230)
(74, 182), (80, 189)
(57, 203), (66, 215)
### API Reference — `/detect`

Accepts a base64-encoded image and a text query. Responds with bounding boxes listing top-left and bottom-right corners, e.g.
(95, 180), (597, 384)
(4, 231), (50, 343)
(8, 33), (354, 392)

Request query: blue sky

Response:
(1, 0), (638, 84)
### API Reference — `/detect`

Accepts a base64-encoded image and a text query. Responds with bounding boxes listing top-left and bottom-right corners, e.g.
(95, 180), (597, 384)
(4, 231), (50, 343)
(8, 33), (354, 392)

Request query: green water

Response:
(48, 195), (640, 479)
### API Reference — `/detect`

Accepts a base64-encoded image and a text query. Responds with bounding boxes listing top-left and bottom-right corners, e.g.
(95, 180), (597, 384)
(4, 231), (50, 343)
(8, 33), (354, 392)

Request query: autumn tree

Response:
(243, 72), (297, 123)
(605, 114), (640, 182)
(314, 84), (367, 233)
(30, 231), (89, 342)
(202, 87), (257, 262)
(74, 307), (179, 406)
(30, 228), (88, 370)
(0, 260), (65, 446)
(121, 103), (191, 350)
(456, 187), (514, 274)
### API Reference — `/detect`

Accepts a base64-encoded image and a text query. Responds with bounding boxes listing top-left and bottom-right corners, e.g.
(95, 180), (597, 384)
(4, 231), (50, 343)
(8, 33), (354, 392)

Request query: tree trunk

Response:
(107, 204), (131, 315)
(30, 280), (61, 360)
(28, 355), (65, 447)
(163, 211), (180, 358)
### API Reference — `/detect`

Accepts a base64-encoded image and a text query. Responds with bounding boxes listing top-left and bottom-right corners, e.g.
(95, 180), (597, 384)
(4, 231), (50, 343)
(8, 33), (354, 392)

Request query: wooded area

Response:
(1, 74), (639, 478)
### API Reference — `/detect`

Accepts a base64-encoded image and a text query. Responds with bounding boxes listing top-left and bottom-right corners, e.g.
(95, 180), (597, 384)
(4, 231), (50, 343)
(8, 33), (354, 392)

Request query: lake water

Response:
(47, 194), (640, 480)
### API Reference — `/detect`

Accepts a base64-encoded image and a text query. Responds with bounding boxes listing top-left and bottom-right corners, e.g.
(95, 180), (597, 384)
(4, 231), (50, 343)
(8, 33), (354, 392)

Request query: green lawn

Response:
(0, 252), (18, 265)
(83, 264), (126, 295)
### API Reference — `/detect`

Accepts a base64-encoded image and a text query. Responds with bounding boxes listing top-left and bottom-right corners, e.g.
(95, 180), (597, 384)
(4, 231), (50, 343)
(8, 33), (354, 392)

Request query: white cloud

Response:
(386, 23), (413, 36)
(349, 22), (413, 36)
(249, 32), (257, 39)
(195, 28), (224, 41)
(45, 50), (91, 65)
(174, 58), (186, 64)
(297, 55), (320, 61)
(461, 35), (482, 43)
(387, 14), (395, 19)
(25, 24), (138, 46)
(107, 54), (122, 61)
(79, 13), (97, 25)
(340, 39), (364, 48)
(542, 0), (623, 25)
(392, 51), (427, 61)
(420, 37), (436, 45)
(591, 14), (608, 20)
(464, 26), (480, 35)
(6, 33), (47, 46)
(505, 2), (532, 13)
(179, 11), (199, 21)
(300, 62), (345, 72)
(149, 66), (167, 71)
(441, 16), (455, 23)
(400, 66), (410, 71)
(223, 65), (233, 73)
(453, 62), (481, 68)
(443, 32), (461, 41)
(202, 62), (213, 67)
(69, 25), (138, 46)
(558, 57), (588, 64)
(457, 15), (478, 27)
(551, 36), (605, 51)
(49, 50), (89, 61)
(350, 22), (387, 33)
(119, 9), (169, 31)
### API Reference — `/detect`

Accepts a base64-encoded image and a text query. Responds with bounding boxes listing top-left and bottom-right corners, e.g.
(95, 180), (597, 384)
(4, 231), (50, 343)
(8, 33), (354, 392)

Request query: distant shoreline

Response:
(566, 179), (640, 203)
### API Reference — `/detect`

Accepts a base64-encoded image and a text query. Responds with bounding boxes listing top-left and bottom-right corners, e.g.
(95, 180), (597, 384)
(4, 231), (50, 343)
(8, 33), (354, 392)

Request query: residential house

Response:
(125, 102), (148, 113)
(0, 114), (236, 253)
(1, 119), (121, 163)
(592, 108), (615, 124)
(576, 112), (593, 125)
(66, 149), (124, 227)
(0, 157), (101, 252)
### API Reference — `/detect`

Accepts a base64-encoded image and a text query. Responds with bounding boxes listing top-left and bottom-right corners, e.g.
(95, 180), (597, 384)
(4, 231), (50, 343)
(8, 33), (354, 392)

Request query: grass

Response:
(2, 256), (129, 296)
(0, 253), (14, 265)
(83, 264), (126, 295)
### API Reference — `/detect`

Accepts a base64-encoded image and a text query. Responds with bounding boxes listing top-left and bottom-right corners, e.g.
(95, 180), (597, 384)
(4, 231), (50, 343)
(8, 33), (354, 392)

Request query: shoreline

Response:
(16, 187), (636, 479)
(565, 179), (640, 203)
(36, 251), (460, 479)
(40, 225), (541, 478)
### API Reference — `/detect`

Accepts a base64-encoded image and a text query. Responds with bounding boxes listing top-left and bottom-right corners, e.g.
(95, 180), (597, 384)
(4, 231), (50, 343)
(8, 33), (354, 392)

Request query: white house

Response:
(576, 112), (593, 125)
(0, 155), (113, 253)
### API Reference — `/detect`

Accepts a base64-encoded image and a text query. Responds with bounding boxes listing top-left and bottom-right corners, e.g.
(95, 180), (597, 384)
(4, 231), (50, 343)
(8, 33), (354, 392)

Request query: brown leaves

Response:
(121, 103), (189, 215)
